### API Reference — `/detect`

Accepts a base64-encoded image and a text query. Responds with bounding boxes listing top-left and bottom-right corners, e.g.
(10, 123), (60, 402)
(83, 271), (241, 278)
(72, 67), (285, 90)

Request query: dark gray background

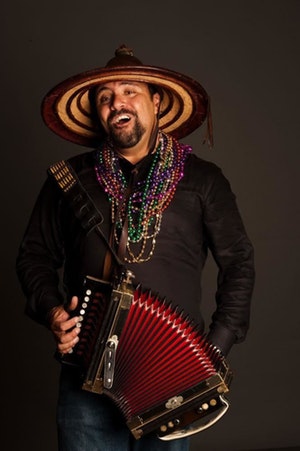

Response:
(2, 1), (299, 450)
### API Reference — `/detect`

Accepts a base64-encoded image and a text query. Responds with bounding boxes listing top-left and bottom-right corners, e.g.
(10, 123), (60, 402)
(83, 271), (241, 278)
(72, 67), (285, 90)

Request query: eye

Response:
(124, 89), (136, 96)
(98, 93), (112, 105)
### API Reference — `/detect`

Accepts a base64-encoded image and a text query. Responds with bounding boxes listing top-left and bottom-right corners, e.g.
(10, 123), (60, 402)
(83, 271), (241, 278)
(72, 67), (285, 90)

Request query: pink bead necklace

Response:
(94, 132), (191, 262)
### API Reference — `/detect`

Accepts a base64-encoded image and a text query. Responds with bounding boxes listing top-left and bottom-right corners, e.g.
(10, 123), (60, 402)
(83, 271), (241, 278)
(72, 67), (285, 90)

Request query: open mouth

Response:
(112, 114), (131, 126)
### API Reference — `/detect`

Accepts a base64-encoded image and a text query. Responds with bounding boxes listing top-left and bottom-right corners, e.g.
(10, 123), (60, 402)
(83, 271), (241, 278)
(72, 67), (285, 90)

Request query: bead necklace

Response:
(94, 132), (191, 263)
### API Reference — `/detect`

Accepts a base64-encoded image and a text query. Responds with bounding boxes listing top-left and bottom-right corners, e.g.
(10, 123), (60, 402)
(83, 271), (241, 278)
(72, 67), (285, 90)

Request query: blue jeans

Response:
(57, 365), (190, 451)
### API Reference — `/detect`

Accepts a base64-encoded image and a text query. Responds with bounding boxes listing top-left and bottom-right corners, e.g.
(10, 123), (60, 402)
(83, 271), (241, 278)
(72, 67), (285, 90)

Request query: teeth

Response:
(115, 115), (130, 124)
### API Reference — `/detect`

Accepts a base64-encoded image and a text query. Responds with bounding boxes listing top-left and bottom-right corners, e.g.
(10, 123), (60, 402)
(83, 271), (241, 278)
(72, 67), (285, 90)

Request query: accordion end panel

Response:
(114, 362), (233, 440)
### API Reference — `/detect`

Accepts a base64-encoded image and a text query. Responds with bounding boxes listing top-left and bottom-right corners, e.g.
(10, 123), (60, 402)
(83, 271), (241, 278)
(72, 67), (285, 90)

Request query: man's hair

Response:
(148, 83), (162, 100)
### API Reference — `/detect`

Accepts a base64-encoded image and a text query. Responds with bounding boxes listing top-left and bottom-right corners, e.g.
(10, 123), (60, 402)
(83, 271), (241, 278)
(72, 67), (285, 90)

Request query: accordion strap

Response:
(48, 160), (123, 273)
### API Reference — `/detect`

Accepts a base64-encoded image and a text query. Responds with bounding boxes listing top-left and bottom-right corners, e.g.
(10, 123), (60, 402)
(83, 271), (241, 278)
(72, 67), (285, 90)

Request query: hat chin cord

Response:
(146, 99), (162, 155)
(147, 116), (160, 156)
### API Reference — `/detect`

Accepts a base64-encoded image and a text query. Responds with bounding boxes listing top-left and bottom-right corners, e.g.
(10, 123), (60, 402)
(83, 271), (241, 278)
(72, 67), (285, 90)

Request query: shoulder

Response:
(46, 149), (98, 195)
(180, 152), (237, 205)
(182, 153), (228, 192)
(184, 153), (222, 177)
(67, 149), (97, 174)
(46, 149), (97, 177)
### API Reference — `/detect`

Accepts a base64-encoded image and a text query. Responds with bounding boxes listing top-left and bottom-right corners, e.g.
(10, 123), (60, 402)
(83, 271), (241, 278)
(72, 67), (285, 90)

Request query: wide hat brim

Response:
(42, 64), (210, 147)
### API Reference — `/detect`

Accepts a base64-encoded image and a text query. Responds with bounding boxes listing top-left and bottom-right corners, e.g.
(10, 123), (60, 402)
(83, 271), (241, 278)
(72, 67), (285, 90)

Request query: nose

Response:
(111, 93), (125, 111)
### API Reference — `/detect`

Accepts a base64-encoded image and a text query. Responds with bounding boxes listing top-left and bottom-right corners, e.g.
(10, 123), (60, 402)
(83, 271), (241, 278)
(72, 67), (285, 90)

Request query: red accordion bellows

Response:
(108, 287), (220, 419)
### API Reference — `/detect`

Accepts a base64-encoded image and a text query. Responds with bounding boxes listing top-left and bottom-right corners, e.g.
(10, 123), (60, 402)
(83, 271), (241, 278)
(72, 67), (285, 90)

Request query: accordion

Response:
(62, 270), (233, 440)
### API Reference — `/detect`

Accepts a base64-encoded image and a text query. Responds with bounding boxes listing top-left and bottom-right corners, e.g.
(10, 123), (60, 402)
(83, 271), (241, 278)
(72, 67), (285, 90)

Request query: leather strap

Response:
(48, 160), (123, 276)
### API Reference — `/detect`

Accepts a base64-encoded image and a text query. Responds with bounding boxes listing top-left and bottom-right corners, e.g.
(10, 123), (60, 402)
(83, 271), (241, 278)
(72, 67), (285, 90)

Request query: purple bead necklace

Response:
(94, 132), (191, 262)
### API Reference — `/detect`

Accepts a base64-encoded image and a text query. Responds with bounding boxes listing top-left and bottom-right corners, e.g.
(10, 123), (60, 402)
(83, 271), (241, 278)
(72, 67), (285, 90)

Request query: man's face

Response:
(95, 81), (160, 149)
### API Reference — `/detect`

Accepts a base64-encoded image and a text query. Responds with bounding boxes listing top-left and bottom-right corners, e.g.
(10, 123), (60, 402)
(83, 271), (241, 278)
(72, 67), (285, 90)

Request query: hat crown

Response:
(105, 45), (143, 68)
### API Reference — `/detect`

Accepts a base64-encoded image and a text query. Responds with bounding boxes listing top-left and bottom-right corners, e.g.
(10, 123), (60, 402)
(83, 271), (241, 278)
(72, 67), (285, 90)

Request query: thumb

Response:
(68, 296), (79, 313)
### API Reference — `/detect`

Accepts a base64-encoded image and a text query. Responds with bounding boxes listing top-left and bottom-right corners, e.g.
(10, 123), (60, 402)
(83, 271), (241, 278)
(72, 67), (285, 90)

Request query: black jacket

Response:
(16, 150), (255, 356)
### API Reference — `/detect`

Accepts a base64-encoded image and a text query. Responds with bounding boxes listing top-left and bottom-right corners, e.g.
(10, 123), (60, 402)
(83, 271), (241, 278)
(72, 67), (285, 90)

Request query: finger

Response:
(60, 327), (80, 344)
(55, 324), (81, 349)
(57, 334), (80, 354)
(60, 316), (80, 333)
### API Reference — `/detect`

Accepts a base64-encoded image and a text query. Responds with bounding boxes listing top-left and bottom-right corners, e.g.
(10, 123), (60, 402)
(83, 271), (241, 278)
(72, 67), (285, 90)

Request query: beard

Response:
(107, 110), (146, 149)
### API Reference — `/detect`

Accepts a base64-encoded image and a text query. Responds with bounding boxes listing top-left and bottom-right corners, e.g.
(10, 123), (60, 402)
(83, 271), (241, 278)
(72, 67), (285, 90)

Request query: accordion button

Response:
(174, 419), (180, 426)
(210, 398), (217, 407)
(86, 290), (92, 295)
(84, 296), (90, 302)
(160, 425), (167, 432)
(80, 309), (86, 315)
(202, 403), (209, 410)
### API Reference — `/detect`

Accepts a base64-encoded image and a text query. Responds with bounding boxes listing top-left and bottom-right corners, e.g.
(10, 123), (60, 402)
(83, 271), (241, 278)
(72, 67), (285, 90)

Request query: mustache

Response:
(108, 108), (136, 124)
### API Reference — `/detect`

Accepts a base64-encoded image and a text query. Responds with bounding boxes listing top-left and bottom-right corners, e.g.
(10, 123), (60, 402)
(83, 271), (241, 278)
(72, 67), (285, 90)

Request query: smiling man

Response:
(95, 81), (161, 162)
(16, 45), (255, 451)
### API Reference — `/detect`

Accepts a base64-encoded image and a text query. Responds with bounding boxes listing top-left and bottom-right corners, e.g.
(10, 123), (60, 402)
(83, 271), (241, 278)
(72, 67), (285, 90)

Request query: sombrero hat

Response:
(42, 45), (212, 147)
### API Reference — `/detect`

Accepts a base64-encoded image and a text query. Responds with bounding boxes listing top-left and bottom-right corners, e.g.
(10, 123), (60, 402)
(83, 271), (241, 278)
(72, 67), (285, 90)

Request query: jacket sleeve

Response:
(202, 165), (255, 356)
(16, 177), (66, 326)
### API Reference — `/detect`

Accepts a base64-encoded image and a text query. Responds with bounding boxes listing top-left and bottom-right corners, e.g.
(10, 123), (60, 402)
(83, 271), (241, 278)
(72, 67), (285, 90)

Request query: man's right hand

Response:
(48, 296), (80, 355)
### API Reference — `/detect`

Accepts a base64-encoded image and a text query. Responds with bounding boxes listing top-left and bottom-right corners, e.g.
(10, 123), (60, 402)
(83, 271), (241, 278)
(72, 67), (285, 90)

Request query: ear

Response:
(153, 92), (161, 115)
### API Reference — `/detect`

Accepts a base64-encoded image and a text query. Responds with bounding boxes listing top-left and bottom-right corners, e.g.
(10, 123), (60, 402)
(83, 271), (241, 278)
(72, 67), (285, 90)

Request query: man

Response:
(16, 45), (255, 451)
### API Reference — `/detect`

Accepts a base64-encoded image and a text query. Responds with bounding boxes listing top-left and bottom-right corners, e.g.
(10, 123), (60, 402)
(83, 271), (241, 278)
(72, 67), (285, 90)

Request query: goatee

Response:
(108, 113), (145, 149)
